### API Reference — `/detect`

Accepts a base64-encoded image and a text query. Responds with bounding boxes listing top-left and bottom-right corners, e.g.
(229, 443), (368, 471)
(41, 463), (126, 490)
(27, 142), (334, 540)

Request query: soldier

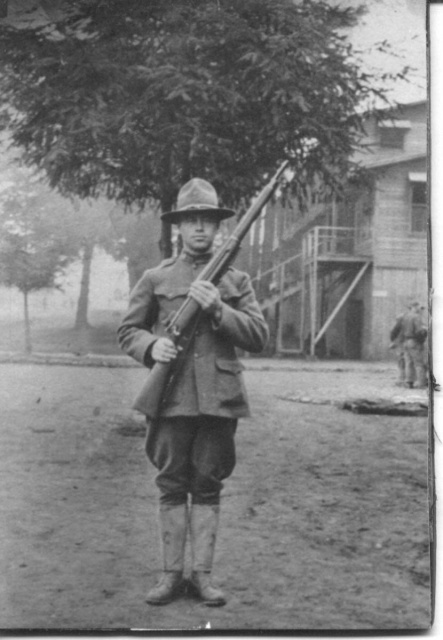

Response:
(399, 301), (427, 389)
(117, 178), (269, 607)
(419, 305), (429, 385)
(389, 310), (407, 386)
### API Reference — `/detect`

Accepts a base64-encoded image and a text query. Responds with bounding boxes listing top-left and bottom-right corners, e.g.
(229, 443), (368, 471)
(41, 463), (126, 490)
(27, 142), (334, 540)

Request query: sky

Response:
(346, 0), (427, 104)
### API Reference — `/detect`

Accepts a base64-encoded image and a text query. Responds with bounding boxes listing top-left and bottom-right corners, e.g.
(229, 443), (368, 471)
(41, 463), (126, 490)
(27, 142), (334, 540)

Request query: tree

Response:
(0, 156), (124, 344)
(0, 0), (409, 257)
(109, 205), (162, 290)
(63, 198), (121, 329)
(0, 168), (73, 352)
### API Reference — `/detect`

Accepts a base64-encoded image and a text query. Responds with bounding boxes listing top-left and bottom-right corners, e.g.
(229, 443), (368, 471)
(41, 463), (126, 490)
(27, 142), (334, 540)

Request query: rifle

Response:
(132, 160), (290, 418)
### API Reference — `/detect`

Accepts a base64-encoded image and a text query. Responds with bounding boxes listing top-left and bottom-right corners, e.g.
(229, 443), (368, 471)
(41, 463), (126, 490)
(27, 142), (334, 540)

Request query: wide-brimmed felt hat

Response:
(161, 178), (236, 224)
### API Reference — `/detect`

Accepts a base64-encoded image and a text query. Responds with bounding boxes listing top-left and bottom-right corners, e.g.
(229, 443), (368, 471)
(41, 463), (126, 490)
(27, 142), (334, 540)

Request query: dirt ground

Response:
(0, 359), (432, 632)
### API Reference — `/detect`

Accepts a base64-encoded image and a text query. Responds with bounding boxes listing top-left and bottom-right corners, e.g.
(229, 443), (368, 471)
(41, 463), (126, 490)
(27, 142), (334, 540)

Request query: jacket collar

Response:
(180, 250), (213, 266)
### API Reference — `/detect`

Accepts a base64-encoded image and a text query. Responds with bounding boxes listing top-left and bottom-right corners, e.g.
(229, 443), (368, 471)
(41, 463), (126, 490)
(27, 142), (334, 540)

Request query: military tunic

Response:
(117, 251), (269, 419)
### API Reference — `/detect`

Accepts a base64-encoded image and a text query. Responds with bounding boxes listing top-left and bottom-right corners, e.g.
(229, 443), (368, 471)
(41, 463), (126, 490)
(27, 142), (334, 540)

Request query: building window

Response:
(410, 179), (427, 233)
(379, 120), (411, 149)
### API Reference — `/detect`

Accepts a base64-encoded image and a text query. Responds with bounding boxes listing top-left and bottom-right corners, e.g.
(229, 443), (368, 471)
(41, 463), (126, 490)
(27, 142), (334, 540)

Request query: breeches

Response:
(404, 339), (426, 385)
(145, 415), (237, 506)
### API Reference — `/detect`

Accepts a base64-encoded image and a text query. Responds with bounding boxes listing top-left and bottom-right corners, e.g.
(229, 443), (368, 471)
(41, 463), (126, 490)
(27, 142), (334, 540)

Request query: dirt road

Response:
(0, 361), (431, 631)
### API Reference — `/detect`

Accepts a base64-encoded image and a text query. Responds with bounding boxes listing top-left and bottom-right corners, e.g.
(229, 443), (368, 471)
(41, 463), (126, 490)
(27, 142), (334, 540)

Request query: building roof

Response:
(361, 152), (427, 170)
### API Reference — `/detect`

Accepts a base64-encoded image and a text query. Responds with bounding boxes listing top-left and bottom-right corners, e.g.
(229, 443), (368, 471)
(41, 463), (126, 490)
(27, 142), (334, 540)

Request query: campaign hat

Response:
(161, 178), (236, 224)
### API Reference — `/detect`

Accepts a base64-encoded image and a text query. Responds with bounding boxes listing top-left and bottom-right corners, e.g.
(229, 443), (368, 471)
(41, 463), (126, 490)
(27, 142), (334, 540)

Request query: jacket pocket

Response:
(215, 358), (246, 408)
(154, 285), (189, 301)
(215, 358), (245, 374)
(154, 286), (189, 324)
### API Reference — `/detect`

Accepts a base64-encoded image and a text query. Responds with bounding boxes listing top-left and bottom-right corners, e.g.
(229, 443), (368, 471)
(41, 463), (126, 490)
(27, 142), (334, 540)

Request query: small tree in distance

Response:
(0, 0), (410, 258)
(0, 170), (72, 352)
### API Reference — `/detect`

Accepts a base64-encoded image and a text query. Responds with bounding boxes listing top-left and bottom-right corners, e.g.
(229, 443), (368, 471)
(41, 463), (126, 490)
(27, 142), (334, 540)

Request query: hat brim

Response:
(161, 207), (236, 224)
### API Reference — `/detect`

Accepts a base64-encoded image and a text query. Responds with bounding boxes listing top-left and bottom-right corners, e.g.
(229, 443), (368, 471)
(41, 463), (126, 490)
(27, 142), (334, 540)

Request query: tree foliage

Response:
(0, 0), (408, 256)
(0, 162), (120, 330)
(0, 168), (73, 293)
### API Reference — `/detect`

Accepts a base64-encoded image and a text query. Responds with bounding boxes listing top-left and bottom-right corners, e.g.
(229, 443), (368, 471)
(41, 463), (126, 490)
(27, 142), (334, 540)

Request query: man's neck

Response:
(181, 248), (213, 264)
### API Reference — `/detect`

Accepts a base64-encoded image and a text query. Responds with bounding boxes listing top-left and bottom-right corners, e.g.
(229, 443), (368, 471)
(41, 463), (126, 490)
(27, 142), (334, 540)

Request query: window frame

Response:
(378, 119), (411, 150)
(409, 176), (427, 234)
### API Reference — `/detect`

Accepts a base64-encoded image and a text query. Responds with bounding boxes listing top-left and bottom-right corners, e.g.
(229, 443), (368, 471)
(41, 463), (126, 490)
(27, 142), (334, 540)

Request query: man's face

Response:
(178, 213), (219, 254)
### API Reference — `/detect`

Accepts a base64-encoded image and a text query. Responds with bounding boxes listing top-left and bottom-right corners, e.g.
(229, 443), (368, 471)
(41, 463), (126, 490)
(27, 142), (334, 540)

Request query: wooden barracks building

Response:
(238, 100), (428, 360)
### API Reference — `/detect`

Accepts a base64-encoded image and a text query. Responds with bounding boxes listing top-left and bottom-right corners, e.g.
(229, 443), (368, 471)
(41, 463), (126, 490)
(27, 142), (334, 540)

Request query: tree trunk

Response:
(159, 188), (177, 259)
(127, 261), (140, 292)
(23, 289), (32, 354)
(74, 241), (94, 330)
(159, 220), (173, 259)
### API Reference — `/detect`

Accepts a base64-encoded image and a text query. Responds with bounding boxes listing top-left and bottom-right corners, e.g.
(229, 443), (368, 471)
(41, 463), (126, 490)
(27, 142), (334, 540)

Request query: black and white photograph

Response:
(0, 0), (433, 632)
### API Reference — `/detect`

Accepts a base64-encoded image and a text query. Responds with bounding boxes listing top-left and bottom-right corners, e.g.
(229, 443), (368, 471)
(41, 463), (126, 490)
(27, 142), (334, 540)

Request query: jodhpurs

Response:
(145, 415), (237, 506)
(404, 338), (426, 386)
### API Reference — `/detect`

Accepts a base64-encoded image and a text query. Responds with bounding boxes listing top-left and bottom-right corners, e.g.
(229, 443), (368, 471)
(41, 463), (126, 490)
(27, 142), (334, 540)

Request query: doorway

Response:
(345, 299), (364, 359)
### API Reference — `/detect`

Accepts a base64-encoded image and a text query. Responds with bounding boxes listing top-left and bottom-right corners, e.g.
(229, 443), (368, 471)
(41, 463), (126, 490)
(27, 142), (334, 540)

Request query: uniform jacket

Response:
(391, 310), (427, 347)
(390, 314), (406, 344)
(117, 251), (269, 419)
(399, 310), (426, 341)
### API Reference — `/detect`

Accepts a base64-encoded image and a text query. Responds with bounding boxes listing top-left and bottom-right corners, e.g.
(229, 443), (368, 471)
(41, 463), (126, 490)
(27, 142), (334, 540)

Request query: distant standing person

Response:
(392, 301), (427, 389)
(117, 178), (269, 606)
(418, 304), (429, 385)
(389, 310), (407, 386)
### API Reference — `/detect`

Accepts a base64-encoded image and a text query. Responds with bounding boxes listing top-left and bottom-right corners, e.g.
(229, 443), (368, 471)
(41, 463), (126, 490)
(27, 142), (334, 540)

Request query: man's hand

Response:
(151, 337), (179, 363)
(189, 281), (223, 318)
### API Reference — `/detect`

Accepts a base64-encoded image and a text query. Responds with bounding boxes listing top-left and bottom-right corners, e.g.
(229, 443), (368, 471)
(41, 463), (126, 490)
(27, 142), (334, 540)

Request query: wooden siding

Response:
(373, 237), (427, 269)
(373, 158), (427, 269)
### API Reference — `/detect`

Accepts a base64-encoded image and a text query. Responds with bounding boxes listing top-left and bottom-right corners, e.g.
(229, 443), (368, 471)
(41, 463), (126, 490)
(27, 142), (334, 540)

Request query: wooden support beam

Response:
(300, 237), (306, 352)
(276, 263), (285, 353)
(314, 261), (371, 345)
(310, 226), (319, 356)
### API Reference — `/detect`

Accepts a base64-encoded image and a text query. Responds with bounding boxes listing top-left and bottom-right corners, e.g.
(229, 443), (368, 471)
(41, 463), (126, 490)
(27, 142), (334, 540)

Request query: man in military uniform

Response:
(392, 301), (427, 389)
(389, 309), (407, 386)
(117, 178), (269, 606)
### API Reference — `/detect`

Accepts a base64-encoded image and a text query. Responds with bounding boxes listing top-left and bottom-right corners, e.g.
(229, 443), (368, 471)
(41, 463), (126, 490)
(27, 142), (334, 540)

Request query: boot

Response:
(190, 571), (226, 607)
(146, 504), (187, 605)
(146, 571), (184, 605)
(189, 504), (226, 607)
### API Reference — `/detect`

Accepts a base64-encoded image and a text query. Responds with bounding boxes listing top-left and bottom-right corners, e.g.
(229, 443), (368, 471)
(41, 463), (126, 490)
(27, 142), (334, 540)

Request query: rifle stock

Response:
(132, 360), (173, 417)
(132, 306), (202, 417)
(132, 161), (289, 418)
